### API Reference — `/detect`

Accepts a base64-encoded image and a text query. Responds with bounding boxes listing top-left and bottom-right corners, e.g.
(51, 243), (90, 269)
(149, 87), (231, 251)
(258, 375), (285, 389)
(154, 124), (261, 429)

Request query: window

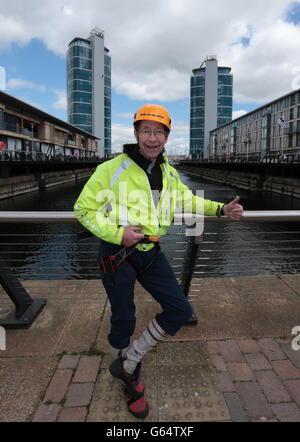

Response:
(218, 108), (232, 118)
(105, 96), (111, 107)
(190, 129), (204, 138)
(218, 68), (231, 74)
(70, 80), (92, 92)
(191, 97), (205, 107)
(218, 75), (232, 86)
(70, 57), (92, 70)
(104, 107), (111, 118)
(291, 94), (296, 106)
(191, 107), (204, 118)
(71, 91), (92, 103)
(104, 76), (111, 87)
(69, 69), (92, 81)
(3, 113), (21, 132)
(71, 114), (92, 125)
(218, 85), (232, 96)
(218, 96), (232, 107)
(191, 86), (205, 97)
(71, 103), (92, 114)
(191, 76), (205, 87)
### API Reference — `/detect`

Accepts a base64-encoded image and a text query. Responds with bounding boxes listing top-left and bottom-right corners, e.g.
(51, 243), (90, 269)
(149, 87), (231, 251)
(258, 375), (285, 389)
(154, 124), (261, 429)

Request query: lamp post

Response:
(30, 122), (35, 157)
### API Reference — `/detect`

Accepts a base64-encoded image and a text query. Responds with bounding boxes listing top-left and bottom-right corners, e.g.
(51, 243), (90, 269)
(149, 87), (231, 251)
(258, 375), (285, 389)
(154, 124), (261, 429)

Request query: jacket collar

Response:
(123, 143), (165, 169)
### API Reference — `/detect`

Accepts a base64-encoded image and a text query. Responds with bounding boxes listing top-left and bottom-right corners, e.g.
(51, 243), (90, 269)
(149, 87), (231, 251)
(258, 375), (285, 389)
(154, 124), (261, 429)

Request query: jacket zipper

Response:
(159, 164), (170, 219)
(129, 159), (170, 237)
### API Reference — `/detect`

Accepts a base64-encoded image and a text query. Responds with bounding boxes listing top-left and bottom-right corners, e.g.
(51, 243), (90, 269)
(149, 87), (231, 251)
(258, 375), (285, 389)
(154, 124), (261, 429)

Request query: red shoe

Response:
(109, 356), (144, 397)
(109, 357), (149, 419)
(122, 385), (149, 419)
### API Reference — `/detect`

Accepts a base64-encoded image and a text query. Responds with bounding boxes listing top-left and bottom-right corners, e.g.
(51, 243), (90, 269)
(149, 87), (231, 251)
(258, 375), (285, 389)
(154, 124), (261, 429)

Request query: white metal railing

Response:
(0, 210), (300, 223)
(0, 210), (300, 279)
(0, 151), (99, 162)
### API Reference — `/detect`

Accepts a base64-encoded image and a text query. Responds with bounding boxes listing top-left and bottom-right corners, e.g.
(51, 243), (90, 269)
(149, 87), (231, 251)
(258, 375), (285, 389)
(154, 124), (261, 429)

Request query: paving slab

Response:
(279, 274), (300, 295)
(180, 275), (300, 340)
(157, 364), (229, 422)
(156, 342), (229, 422)
(53, 301), (106, 354)
(0, 356), (58, 422)
(0, 300), (76, 358)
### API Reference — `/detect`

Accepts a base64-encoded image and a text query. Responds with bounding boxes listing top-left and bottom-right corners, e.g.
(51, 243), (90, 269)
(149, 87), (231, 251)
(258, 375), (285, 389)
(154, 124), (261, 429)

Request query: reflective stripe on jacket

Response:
(74, 153), (224, 250)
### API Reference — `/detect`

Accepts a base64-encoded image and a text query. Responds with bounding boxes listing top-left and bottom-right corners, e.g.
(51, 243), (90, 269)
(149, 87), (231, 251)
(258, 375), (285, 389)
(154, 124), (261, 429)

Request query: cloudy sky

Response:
(1, 0), (300, 154)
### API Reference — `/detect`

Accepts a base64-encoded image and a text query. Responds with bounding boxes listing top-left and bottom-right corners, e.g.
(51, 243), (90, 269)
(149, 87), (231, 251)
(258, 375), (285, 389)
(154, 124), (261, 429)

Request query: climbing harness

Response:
(99, 235), (161, 275)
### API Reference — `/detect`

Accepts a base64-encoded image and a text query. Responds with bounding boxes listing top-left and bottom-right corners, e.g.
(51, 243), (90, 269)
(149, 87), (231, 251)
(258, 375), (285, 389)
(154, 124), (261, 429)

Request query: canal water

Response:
(0, 170), (300, 280)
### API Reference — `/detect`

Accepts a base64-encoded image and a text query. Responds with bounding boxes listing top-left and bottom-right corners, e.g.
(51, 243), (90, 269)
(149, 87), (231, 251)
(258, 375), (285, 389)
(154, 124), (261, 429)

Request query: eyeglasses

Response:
(138, 128), (167, 138)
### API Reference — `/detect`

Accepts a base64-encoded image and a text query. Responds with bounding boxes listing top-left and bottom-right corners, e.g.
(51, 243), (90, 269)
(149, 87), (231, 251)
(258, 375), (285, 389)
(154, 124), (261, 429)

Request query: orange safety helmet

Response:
(134, 104), (171, 132)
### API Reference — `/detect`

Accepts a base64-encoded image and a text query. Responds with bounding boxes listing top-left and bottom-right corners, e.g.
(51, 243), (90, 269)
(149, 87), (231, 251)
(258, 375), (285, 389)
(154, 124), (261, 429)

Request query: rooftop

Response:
(0, 90), (98, 139)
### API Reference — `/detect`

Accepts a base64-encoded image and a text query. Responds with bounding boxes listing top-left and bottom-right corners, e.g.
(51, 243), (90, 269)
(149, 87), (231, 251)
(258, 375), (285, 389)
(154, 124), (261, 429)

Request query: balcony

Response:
(66, 139), (76, 146)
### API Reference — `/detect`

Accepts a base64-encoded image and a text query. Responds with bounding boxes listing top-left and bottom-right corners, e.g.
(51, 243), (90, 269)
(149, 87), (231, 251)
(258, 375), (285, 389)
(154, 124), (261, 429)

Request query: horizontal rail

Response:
(0, 211), (300, 223)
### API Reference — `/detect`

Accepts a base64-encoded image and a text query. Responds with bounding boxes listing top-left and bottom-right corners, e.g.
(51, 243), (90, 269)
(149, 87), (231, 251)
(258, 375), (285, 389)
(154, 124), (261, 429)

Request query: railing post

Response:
(181, 233), (203, 326)
(0, 255), (46, 329)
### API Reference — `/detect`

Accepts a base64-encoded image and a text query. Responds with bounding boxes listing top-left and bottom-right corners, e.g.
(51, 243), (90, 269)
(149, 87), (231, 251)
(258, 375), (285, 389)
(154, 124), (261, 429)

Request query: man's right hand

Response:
(121, 226), (144, 247)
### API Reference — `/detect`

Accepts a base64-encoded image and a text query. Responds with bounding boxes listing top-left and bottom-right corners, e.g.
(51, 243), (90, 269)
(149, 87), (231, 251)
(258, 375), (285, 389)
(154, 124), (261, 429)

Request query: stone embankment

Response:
(0, 168), (94, 200)
(178, 164), (300, 199)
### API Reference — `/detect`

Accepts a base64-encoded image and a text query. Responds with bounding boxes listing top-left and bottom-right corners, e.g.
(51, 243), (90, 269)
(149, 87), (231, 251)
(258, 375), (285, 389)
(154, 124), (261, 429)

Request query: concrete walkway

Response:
(0, 275), (300, 422)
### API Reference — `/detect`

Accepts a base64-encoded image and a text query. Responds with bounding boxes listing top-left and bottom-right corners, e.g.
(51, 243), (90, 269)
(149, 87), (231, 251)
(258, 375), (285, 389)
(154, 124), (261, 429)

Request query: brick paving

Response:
(208, 337), (300, 422)
(31, 337), (300, 422)
(33, 354), (101, 422)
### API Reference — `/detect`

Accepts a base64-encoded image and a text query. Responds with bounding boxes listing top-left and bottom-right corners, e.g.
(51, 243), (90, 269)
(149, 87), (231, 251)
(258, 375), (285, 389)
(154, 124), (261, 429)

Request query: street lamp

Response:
(30, 122), (35, 156)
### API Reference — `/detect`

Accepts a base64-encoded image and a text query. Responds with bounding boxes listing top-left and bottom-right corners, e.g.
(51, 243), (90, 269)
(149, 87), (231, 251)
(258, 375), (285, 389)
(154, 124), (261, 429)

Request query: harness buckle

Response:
(146, 235), (161, 243)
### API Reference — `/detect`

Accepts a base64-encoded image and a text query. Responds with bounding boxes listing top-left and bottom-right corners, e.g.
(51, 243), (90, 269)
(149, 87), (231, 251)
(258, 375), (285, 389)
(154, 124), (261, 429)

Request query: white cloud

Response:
(111, 122), (135, 153)
(6, 77), (46, 92)
(167, 120), (189, 155)
(52, 88), (67, 111)
(0, 66), (6, 90)
(114, 112), (134, 119)
(232, 110), (248, 120)
(114, 69), (189, 102)
(0, 0), (298, 106)
(17, 95), (47, 111)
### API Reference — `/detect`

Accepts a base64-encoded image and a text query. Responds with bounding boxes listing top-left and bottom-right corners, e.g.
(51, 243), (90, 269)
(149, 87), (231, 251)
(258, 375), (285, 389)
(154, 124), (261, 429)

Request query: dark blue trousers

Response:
(99, 241), (192, 350)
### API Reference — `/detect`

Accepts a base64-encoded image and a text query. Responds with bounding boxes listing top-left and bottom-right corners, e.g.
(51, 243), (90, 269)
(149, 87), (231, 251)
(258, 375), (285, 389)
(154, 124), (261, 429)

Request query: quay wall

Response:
(0, 168), (94, 200)
(177, 164), (300, 199)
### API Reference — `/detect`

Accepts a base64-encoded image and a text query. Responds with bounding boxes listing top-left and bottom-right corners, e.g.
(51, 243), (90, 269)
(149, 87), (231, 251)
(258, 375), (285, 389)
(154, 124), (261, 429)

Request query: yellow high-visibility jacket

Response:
(74, 152), (224, 251)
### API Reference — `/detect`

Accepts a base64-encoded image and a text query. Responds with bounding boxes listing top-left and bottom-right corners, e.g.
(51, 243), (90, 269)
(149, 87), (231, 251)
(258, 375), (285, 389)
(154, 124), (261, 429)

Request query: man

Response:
(74, 104), (243, 419)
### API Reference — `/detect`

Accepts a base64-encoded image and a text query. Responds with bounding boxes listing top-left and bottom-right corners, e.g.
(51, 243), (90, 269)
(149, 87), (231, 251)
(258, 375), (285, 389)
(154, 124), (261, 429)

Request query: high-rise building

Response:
(67, 28), (111, 157)
(190, 56), (232, 158)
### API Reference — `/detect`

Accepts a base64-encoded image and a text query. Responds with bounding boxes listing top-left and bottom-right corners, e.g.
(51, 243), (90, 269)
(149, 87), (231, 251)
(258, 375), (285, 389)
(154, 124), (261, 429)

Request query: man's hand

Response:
(223, 196), (243, 221)
(122, 226), (144, 247)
